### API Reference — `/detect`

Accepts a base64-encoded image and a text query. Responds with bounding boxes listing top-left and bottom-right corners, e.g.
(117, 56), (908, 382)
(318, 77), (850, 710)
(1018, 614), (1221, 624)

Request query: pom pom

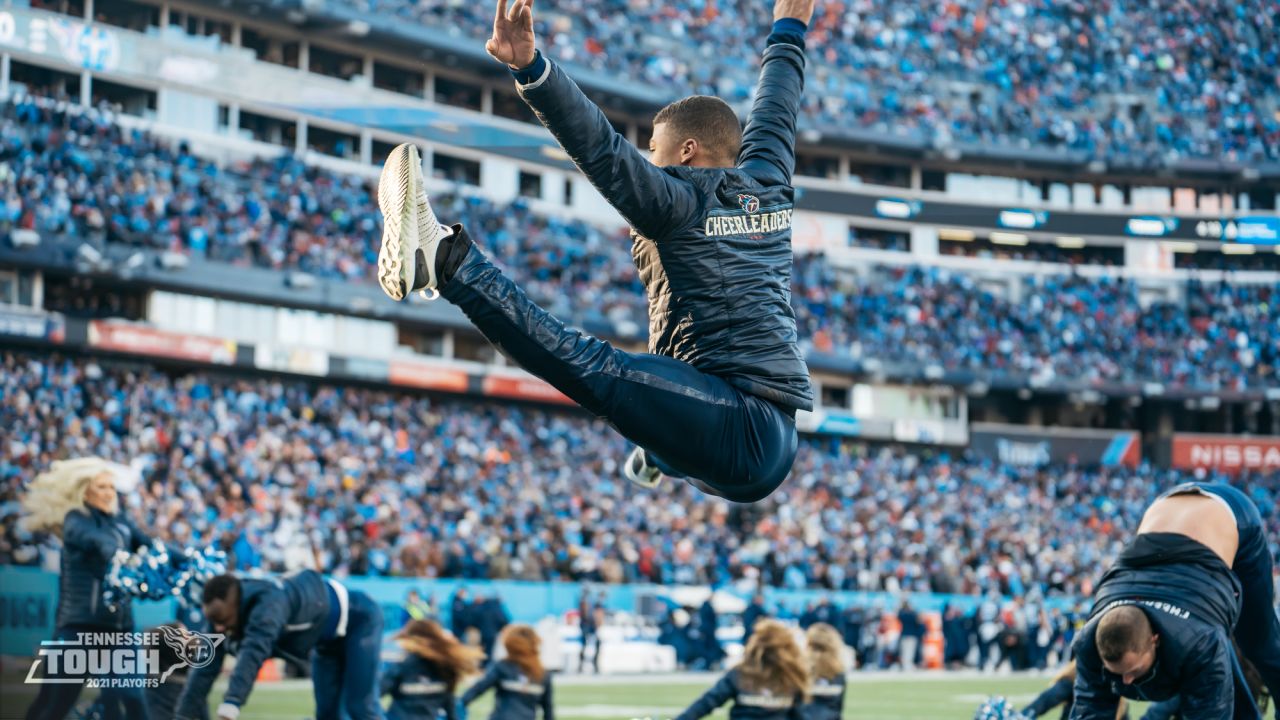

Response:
(973, 697), (1029, 720)
(102, 542), (227, 613)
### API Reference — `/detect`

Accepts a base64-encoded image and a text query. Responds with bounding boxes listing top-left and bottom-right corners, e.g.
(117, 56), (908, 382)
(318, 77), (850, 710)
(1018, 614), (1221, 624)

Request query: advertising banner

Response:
(88, 321), (236, 364)
(482, 375), (573, 405)
(970, 423), (1141, 467)
(1171, 434), (1280, 473)
(387, 360), (469, 392)
(0, 307), (64, 342)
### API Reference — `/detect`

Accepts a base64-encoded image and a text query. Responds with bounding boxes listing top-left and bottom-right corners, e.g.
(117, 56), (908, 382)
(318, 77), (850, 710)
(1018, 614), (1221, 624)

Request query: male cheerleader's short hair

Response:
(653, 95), (742, 162)
(1096, 605), (1153, 663)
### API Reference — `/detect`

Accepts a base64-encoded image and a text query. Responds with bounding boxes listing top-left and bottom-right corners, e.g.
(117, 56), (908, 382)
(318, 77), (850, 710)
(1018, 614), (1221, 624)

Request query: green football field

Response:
(0, 672), (1154, 719)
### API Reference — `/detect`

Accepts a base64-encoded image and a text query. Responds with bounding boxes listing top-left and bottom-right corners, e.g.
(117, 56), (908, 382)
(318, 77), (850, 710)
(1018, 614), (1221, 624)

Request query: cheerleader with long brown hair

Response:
(459, 624), (554, 720)
(382, 619), (485, 720)
(800, 623), (848, 719)
(675, 619), (809, 720)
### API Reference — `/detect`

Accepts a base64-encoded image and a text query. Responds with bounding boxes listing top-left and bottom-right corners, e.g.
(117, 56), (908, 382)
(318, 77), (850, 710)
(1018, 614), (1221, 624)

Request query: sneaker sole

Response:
(377, 143), (422, 301)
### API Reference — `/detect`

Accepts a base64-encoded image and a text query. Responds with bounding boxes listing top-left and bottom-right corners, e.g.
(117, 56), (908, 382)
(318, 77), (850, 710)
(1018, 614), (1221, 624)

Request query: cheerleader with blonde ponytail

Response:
(22, 457), (152, 720)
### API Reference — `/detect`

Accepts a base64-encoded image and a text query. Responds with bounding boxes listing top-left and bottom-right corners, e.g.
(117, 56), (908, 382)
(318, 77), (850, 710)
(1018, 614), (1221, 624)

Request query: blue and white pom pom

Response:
(103, 540), (227, 613)
(974, 696), (1030, 720)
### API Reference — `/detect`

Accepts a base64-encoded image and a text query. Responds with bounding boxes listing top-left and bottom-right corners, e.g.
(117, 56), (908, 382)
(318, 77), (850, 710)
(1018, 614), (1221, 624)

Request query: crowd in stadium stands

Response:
(352, 0), (1280, 161)
(2, 95), (1277, 389)
(791, 256), (1280, 390)
(653, 592), (1087, 671)
(4, 354), (1278, 606)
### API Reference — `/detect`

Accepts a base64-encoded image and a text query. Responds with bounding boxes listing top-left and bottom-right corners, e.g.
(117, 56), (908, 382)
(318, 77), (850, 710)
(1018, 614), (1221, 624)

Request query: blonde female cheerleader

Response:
(383, 618), (485, 720)
(458, 624), (554, 720)
(674, 619), (809, 720)
(801, 623), (848, 720)
(21, 458), (151, 720)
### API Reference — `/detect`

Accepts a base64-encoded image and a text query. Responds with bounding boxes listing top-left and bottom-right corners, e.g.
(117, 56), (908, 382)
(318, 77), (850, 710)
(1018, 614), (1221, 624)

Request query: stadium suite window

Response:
(849, 160), (911, 188)
(373, 62), (425, 98)
(433, 153), (481, 187)
(307, 125), (359, 160)
(454, 333), (497, 364)
(308, 45), (363, 82)
(92, 79), (157, 119)
(241, 28), (301, 69)
(239, 110), (296, 149)
(493, 91), (538, 125)
(435, 76), (482, 112)
(398, 327), (446, 358)
(29, 0), (85, 18)
(821, 385), (850, 409)
(43, 276), (146, 321)
(95, 0), (160, 32)
(849, 226), (909, 252)
(167, 9), (233, 44)
(518, 172), (543, 200)
(9, 61), (80, 101)
(0, 271), (17, 306)
(795, 153), (839, 180)
(372, 141), (399, 166)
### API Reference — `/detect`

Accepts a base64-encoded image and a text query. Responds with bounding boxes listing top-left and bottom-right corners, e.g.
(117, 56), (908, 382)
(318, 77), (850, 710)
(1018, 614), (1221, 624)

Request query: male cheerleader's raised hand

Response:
(486, 0), (815, 70)
(486, 0), (537, 69)
(773, 0), (816, 24)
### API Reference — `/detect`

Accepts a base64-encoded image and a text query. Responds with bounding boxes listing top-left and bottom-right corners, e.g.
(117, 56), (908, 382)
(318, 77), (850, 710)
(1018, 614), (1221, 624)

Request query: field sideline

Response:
(0, 669), (1156, 719)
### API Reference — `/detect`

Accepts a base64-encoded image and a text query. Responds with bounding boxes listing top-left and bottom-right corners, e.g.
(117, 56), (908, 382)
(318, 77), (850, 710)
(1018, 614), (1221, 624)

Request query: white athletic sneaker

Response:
(624, 447), (663, 490)
(377, 143), (447, 301)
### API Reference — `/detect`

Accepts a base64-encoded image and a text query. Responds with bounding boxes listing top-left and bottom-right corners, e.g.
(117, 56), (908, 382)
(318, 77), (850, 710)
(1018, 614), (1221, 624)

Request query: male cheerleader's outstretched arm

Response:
(174, 642), (227, 720)
(486, 0), (701, 241)
(215, 594), (291, 718)
(737, 0), (813, 188)
(1070, 651), (1125, 720)
(1171, 632), (1234, 719)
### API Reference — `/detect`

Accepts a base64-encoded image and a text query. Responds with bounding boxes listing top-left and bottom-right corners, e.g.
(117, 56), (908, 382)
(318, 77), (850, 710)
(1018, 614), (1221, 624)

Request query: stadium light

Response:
(10, 228), (40, 249)
(1054, 236), (1086, 248)
(990, 232), (1029, 245)
(158, 251), (189, 270)
(77, 243), (104, 266)
(1164, 241), (1198, 253)
(1221, 243), (1257, 255)
(286, 271), (317, 289)
(938, 228), (975, 241)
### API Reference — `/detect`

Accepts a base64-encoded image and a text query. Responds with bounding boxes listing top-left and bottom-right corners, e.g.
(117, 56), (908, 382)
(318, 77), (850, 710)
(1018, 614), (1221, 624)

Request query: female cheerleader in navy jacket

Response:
(675, 619), (809, 720)
(383, 619), (484, 720)
(22, 458), (152, 720)
(459, 624), (554, 720)
(801, 623), (847, 720)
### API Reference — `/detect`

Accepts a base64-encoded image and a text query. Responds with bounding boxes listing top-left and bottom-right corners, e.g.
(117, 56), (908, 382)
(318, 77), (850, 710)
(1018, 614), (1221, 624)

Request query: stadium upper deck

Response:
(14, 0), (1280, 197)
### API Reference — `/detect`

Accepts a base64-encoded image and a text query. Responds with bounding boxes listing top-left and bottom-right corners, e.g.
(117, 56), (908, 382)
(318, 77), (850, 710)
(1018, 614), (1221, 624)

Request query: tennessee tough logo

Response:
(737, 194), (760, 214)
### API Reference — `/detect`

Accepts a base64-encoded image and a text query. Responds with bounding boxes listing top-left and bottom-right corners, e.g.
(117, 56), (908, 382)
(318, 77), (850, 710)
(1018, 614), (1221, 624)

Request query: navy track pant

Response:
(439, 226), (798, 503)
